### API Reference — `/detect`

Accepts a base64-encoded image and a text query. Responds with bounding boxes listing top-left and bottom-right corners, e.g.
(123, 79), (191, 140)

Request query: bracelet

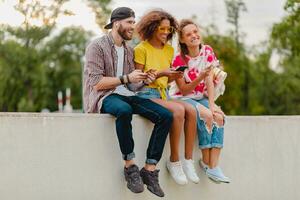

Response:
(126, 74), (131, 83)
(119, 76), (124, 84)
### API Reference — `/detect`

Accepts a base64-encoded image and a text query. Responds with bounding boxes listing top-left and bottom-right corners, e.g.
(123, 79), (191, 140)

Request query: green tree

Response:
(85, 0), (111, 29)
(0, 0), (110, 112)
(269, 0), (300, 114)
(224, 0), (250, 113)
(43, 27), (92, 111)
(224, 0), (247, 46)
(0, 0), (70, 111)
(203, 33), (246, 114)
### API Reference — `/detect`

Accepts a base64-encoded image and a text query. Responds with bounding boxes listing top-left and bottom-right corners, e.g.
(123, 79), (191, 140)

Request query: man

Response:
(83, 7), (172, 197)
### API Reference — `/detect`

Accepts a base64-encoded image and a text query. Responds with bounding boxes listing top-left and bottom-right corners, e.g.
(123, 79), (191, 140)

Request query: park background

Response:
(0, 0), (299, 115)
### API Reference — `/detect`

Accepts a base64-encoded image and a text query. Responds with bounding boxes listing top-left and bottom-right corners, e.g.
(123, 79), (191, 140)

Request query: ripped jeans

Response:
(183, 98), (224, 149)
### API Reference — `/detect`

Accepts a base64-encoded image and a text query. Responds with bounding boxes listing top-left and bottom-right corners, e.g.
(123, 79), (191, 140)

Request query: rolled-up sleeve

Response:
(85, 43), (105, 86)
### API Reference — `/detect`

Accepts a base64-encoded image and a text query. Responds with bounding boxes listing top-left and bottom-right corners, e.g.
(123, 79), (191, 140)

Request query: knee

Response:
(172, 105), (185, 121)
(160, 107), (173, 123)
(185, 105), (197, 120)
(214, 114), (224, 126)
(117, 106), (133, 118)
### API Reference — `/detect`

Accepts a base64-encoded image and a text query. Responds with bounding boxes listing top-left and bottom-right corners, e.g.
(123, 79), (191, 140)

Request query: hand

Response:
(144, 69), (157, 84)
(214, 105), (225, 116)
(200, 65), (213, 78)
(128, 70), (147, 83)
(164, 69), (183, 80)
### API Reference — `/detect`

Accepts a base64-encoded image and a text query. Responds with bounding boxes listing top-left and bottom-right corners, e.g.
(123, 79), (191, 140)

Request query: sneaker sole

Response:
(218, 179), (230, 184)
(145, 186), (164, 197)
(140, 173), (164, 197)
(207, 175), (221, 184)
(207, 173), (230, 184)
(189, 179), (200, 184)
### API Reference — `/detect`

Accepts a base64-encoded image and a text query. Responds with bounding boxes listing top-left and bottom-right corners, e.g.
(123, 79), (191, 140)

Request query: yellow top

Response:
(134, 41), (174, 100)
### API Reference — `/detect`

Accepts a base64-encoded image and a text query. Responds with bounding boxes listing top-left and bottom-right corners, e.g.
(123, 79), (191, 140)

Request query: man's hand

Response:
(128, 70), (148, 83)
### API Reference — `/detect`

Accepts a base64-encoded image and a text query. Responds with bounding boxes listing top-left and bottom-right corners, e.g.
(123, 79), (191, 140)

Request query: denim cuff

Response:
(199, 144), (223, 149)
(145, 158), (158, 165)
(123, 152), (135, 161)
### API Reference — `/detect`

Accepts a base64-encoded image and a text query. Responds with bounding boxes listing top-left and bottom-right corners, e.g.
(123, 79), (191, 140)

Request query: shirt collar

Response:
(108, 32), (127, 49)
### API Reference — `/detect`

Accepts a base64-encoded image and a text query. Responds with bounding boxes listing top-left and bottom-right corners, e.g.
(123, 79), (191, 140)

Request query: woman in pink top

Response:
(169, 19), (230, 183)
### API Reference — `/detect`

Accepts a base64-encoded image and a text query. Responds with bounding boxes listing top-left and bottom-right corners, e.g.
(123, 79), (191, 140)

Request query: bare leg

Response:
(125, 160), (135, 168)
(173, 100), (197, 160)
(144, 164), (156, 171)
(201, 149), (210, 166)
(151, 98), (185, 162)
(209, 148), (221, 168)
(196, 104), (214, 166)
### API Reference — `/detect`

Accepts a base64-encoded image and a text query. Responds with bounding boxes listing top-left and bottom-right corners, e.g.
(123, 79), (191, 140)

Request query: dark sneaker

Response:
(124, 164), (144, 193)
(140, 168), (165, 197)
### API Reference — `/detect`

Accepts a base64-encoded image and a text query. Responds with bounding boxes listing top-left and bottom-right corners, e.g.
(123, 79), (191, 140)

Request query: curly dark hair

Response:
(136, 10), (178, 41)
(178, 19), (202, 63)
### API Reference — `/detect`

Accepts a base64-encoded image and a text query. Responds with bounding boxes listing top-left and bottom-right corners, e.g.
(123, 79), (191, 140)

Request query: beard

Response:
(117, 24), (133, 40)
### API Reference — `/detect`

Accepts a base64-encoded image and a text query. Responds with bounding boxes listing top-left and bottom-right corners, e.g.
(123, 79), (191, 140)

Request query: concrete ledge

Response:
(0, 113), (299, 200)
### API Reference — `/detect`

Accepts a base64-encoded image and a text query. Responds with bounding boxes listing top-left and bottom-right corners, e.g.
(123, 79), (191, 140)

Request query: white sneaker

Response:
(166, 160), (188, 185)
(183, 159), (200, 184)
(206, 166), (230, 183)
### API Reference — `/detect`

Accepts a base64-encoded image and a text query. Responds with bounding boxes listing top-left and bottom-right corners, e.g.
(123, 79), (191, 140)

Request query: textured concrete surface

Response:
(0, 113), (299, 200)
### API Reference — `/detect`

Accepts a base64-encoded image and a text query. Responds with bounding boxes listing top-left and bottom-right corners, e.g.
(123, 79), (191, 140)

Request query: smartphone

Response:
(175, 66), (188, 72)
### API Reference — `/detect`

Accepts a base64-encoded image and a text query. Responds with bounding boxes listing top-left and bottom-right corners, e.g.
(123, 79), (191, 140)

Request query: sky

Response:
(0, 0), (287, 46)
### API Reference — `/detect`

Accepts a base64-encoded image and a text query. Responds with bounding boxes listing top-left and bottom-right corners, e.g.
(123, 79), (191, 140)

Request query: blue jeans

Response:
(183, 98), (224, 149)
(101, 94), (173, 164)
(136, 87), (170, 100)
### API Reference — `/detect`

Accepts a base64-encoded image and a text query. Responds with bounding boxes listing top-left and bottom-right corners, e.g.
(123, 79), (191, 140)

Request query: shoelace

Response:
(172, 162), (185, 176)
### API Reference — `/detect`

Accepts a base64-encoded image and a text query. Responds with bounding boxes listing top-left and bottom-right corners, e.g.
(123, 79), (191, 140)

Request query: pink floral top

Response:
(169, 44), (225, 100)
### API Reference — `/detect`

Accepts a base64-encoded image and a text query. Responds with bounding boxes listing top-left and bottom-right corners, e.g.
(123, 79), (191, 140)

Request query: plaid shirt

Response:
(83, 32), (136, 113)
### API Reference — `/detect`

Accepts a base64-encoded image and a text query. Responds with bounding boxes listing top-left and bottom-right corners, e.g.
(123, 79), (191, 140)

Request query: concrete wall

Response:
(0, 113), (299, 200)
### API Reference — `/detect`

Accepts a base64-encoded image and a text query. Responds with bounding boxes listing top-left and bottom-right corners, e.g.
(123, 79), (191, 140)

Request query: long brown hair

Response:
(136, 10), (178, 41)
(178, 19), (201, 63)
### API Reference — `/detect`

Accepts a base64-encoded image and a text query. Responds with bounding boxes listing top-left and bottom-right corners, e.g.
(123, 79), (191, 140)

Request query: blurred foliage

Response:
(269, 0), (300, 114)
(85, 0), (111, 29)
(202, 0), (300, 115)
(0, 0), (299, 114)
(0, 0), (108, 112)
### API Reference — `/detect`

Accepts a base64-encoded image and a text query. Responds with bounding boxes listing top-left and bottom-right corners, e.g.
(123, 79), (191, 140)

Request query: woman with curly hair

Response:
(169, 19), (230, 183)
(134, 10), (200, 186)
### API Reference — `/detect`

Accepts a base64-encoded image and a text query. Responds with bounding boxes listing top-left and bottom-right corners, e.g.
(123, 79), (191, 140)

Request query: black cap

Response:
(104, 7), (135, 29)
